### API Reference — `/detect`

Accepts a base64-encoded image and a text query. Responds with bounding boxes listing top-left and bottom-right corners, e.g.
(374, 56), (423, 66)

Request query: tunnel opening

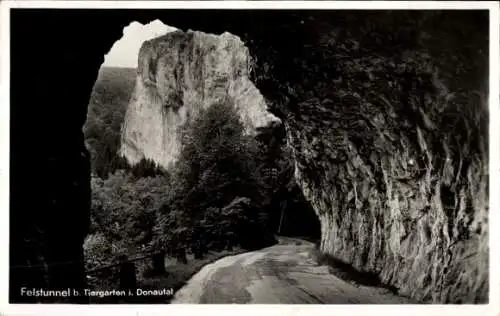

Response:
(9, 9), (489, 304)
(81, 18), (322, 301)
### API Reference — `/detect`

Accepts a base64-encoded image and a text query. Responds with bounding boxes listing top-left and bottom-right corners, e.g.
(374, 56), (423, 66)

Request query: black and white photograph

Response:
(1, 1), (498, 313)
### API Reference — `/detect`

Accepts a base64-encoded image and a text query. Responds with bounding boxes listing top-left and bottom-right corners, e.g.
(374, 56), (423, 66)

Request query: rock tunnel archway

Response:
(10, 9), (489, 303)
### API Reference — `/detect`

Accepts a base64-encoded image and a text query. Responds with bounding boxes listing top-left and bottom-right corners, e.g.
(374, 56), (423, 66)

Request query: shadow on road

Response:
(310, 247), (400, 295)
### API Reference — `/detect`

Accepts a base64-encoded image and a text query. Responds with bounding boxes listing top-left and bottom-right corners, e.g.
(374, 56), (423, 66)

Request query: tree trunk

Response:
(152, 252), (166, 274)
(176, 248), (187, 264)
(119, 257), (137, 302)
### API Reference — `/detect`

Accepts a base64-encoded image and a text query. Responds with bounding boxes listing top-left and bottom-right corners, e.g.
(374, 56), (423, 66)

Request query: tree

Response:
(154, 99), (274, 252)
(87, 170), (170, 265)
(130, 158), (168, 179)
(176, 99), (264, 214)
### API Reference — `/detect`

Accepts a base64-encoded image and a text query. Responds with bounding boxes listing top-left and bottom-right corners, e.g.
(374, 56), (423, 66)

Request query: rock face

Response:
(289, 92), (488, 303)
(120, 30), (280, 167)
(116, 13), (490, 303)
(249, 12), (489, 303)
(11, 10), (488, 304)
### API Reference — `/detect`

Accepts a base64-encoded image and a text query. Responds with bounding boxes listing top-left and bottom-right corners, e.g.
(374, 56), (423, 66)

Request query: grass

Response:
(138, 249), (247, 304)
(88, 248), (246, 304)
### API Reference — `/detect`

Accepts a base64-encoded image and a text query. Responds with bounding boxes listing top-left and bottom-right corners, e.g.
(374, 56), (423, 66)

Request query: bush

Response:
(89, 170), (170, 257)
(83, 232), (122, 290)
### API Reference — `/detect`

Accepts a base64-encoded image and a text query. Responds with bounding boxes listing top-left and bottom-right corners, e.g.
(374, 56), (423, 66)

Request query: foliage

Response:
(154, 99), (278, 252)
(86, 170), (170, 268)
(84, 69), (317, 289)
(130, 158), (169, 179)
(178, 99), (264, 210)
(84, 67), (136, 179)
(83, 232), (115, 270)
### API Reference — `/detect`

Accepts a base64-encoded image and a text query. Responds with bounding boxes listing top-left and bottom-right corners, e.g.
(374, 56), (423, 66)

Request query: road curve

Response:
(171, 239), (413, 304)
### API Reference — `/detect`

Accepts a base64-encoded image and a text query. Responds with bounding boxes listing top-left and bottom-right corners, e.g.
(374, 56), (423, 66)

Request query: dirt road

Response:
(171, 239), (413, 304)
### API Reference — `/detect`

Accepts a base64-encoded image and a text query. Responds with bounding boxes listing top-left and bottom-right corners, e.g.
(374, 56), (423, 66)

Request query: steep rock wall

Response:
(249, 11), (489, 303)
(120, 30), (279, 167)
(11, 10), (489, 304)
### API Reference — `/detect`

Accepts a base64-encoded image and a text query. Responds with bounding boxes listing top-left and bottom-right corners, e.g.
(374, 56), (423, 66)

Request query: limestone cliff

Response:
(120, 30), (279, 167)
(13, 10), (488, 304)
(119, 14), (488, 303)
(250, 11), (488, 303)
